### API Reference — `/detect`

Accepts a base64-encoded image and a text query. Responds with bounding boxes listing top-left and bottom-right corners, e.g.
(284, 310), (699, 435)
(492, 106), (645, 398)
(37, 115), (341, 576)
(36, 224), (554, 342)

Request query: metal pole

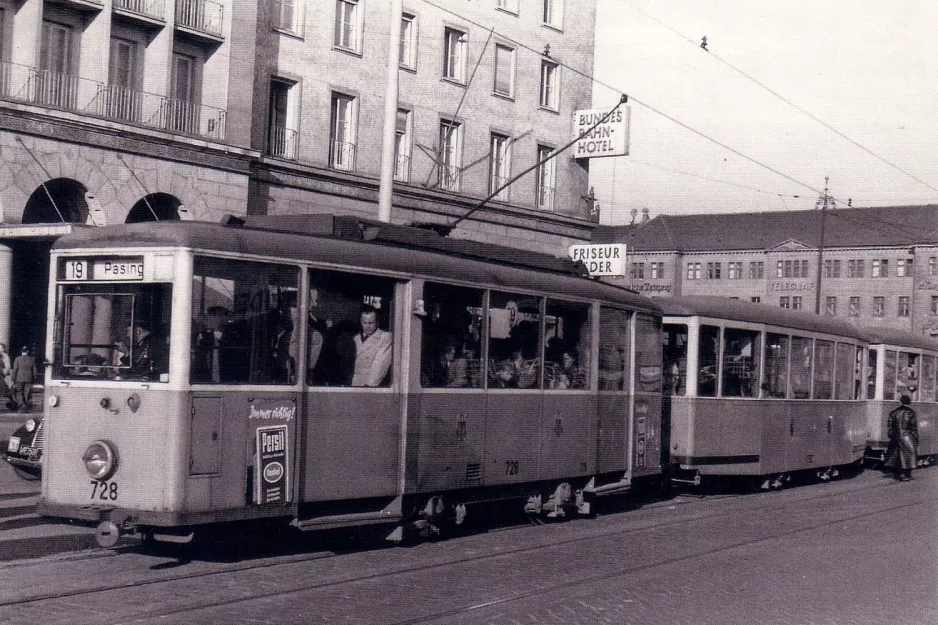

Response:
(377, 0), (403, 223)
(814, 176), (829, 315)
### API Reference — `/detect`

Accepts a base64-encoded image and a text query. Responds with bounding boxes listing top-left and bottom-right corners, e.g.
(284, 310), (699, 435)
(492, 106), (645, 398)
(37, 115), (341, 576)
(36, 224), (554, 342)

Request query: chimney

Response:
(630, 208), (638, 224)
(641, 207), (650, 223)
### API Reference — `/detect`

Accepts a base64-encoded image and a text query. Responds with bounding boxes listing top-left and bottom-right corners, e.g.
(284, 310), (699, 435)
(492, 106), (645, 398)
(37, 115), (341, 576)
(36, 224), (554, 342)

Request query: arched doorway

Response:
(21, 178), (90, 224)
(126, 193), (183, 223)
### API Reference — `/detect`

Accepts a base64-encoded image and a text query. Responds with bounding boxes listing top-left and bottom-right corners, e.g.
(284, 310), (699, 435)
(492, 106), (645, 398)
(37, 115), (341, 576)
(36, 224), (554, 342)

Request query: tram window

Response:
(867, 350), (878, 400)
(420, 283), (483, 388)
(883, 350), (897, 400)
(922, 356), (936, 402)
(488, 291), (542, 388)
(813, 340), (834, 400)
(635, 314), (662, 394)
(698, 325), (719, 397)
(790, 336), (813, 399)
(663, 324), (688, 396)
(721, 328), (760, 397)
(190, 257), (298, 385)
(897, 352), (919, 401)
(833, 343), (855, 400)
(544, 299), (591, 390)
(305, 270), (396, 387)
(764, 333), (790, 398)
(598, 307), (630, 391)
(855, 346), (864, 400)
(55, 284), (171, 381)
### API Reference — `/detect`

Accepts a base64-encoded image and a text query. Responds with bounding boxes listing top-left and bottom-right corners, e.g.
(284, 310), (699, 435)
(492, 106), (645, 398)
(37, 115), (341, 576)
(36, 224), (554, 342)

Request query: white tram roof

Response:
(862, 327), (938, 352)
(51, 215), (661, 314)
(657, 295), (869, 341)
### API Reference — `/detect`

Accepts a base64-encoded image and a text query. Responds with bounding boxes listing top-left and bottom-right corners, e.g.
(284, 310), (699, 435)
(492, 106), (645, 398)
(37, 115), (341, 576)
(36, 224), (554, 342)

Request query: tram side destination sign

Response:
(569, 244), (627, 276)
(572, 106), (631, 159)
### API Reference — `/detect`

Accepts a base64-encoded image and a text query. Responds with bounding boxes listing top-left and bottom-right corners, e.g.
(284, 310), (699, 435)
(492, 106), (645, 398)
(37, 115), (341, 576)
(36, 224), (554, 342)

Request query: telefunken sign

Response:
(569, 244), (628, 276)
(572, 107), (631, 159)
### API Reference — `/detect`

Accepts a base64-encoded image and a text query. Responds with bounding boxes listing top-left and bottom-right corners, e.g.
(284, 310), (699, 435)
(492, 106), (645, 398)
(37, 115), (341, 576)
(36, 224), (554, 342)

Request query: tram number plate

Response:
(504, 460), (520, 476)
(64, 260), (89, 281)
(89, 480), (119, 501)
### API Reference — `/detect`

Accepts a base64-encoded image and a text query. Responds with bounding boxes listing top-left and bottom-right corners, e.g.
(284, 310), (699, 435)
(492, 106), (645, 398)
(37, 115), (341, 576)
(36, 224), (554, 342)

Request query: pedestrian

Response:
(0, 343), (12, 408)
(884, 395), (918, 481)
(11, 345), (37, 412)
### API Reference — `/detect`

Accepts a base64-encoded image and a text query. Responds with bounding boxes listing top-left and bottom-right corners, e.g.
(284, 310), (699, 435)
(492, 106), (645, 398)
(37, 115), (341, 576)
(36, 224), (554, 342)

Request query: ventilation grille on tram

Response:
(465, 463), (482, 482)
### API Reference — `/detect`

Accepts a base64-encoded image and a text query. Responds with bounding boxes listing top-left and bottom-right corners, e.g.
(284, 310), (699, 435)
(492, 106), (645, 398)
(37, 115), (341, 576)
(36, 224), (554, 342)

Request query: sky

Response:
(590, 0), (938, 225)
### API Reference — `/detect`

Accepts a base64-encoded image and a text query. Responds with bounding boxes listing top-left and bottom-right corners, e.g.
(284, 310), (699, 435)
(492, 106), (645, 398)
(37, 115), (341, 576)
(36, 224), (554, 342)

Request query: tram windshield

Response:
(53, 283), (172, 381)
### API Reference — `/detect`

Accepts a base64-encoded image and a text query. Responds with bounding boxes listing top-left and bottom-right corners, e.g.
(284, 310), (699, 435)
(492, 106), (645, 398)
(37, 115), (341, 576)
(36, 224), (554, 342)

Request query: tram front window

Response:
(54, 284), (172, 381)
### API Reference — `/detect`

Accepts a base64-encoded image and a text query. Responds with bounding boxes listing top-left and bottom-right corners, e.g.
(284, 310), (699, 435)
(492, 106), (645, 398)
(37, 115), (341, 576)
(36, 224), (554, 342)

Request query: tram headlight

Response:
(82, 440), (118, 480)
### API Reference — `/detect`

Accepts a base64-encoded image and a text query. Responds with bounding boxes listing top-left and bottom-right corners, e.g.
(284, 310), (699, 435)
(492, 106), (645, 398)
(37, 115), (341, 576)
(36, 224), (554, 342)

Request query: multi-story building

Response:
(594, 205), (938, 338)
(0, 0), (597, 363)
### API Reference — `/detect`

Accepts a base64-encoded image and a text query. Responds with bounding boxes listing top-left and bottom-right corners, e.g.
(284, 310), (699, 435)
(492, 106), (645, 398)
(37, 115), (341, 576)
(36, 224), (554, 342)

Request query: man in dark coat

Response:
(11, 346), (36, 412)
(885, 395), (918, 481)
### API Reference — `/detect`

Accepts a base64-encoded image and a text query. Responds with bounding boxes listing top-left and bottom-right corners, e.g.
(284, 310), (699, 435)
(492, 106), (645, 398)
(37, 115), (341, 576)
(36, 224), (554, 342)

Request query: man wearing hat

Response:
(11, 346), (36, 412)
(885, 395), (919, 481)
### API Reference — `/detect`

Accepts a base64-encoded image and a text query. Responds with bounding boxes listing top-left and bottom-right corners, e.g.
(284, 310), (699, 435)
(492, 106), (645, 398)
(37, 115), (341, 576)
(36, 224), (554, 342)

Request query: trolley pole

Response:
(814, 176), (832, 315)
(377, 0), (404, 223)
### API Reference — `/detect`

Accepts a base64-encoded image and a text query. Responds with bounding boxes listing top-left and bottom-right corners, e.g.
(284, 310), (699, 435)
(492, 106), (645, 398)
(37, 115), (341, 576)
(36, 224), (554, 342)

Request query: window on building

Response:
(849, 296), (860, 317)
(493, 43), (515, 97)
(896, 258), (913, 277)
(824, 259), (841, 278)
(707, 262), (721, 279)
(274, 0), (304, 34)
(792, 296), (803, 310)
(535, 145), (555, 211)
(169, 52), (198, 133)
(631, 262), (645, 279)
(686, 262), (701, 280)
(539, 60), (559, 109)
(107, 37), (140, 122)
(496, 0), (519, 15)
(727, 262), (742, 279)
(438, 120), (462, 191)
(932, 295), (938, 316)
(267, 79), (298, 159)
(334, 0), (361, 53)
(848, 259), (865, 278)
(751, 296), (761, 303)
(749, 261), (764, 279)
(400, 13), (416, 68)
(489, 133), (511, 199)
(930, 257), (937, 276)
(898, 296), (910, 317)
(776, 260), (784, 279)
(825, 296), (837, 316)
(543, 0), (562, 27)
(650, 262), (664, 279)
(329, 92), (357, 170)
(443, 27), (467, 82)
(40, 21), (75, 108)
(872, 259), (889, 278)
(780, 296), (790, 309)
(873, 296), (885, 317)
(393, 108), (412, 182)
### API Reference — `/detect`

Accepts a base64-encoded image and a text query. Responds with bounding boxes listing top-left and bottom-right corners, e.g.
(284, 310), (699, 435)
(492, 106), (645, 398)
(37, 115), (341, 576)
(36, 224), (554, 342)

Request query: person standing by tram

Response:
(10, 346), (36, 412)
(351, 306), (392, 387)
(885, 395), (919, 481)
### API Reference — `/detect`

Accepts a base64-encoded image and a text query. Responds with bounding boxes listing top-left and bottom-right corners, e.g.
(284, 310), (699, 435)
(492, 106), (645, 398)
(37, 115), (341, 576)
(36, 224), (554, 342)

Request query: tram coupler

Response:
(670, 470), (701, 487)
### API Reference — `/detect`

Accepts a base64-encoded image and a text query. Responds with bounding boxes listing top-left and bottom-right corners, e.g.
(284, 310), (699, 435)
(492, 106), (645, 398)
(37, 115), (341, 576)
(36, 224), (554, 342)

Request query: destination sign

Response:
(61, 258), (145, 282)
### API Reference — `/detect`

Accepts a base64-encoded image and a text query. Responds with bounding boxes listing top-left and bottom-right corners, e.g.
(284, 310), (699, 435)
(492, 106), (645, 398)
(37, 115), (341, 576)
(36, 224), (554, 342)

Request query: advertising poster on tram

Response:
(255, 424), (291, 505)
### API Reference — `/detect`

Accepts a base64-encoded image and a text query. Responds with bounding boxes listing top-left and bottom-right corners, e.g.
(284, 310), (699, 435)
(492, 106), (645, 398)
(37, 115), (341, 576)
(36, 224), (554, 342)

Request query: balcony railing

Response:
(268, 126), (298, 160)
(330, 140), (356, 171)
(438, 164), (461, 191)
(114, 0), (166, 20)
(393, 153), (410, 182)
(0, 61), (226, 141)
(536, 185), (555, 211)
(175, 0), (225, 38)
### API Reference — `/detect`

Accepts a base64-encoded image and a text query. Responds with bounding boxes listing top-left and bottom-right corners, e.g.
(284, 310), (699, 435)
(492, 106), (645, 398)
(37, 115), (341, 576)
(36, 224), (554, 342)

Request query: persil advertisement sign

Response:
(572, 106), (631, 159)
(255, 424), (290, 505)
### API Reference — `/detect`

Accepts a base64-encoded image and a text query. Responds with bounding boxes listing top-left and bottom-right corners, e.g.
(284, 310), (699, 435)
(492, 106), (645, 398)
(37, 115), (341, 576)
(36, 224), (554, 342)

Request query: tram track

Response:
(0, 470), (922, 622)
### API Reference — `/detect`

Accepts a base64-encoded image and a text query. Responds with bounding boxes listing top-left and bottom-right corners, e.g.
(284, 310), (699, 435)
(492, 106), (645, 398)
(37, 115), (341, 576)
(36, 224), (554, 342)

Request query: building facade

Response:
(0, 0), (597, 363)
(594, 205), (938, 338)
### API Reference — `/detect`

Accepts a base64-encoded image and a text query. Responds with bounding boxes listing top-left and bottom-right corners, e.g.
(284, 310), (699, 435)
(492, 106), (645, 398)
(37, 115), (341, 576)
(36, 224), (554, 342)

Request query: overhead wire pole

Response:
(814, 176), (832, 315)
(452, 94), (629, 228)
(378, 0), (404, 223)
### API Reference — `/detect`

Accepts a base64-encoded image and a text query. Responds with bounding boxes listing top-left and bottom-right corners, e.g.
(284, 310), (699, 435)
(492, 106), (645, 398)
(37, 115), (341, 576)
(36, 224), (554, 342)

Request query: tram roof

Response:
(51, 216), (660, 313)
(656, 295), (869, 340)
(862, 326), (938, 352)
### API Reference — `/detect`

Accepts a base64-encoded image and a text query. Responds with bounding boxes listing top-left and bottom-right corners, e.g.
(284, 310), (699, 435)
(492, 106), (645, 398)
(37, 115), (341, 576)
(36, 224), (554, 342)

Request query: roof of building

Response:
(594, 205), (938, 252)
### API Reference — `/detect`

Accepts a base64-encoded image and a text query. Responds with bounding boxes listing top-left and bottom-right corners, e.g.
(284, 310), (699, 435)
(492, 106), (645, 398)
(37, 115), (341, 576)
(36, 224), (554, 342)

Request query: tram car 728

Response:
(37, 215), (663, 546)
(659, 296), (869, 489)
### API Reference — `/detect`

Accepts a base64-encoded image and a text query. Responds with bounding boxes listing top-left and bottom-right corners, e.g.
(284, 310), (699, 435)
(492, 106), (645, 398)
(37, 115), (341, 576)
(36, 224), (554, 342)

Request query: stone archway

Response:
(21, 178), (90, 224)
(126, 193), (183, 223)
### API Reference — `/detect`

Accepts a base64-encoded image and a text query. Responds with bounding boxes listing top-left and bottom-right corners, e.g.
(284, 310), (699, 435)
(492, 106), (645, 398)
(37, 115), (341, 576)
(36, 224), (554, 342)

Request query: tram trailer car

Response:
(659, 296), (869, 488)
(862, 327), (938, 467)
(37, 215), (664, 546)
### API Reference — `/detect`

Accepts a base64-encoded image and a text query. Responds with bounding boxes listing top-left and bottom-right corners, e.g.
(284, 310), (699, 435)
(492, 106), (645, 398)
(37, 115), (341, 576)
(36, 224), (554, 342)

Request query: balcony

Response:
(113, 0), (166, 26)
(175, 0), (225, 41)
(329, 140), (356, 171)
(47, 0), (103, 12)
(268, 127), (298, 160)
(0, 61), (227, 142)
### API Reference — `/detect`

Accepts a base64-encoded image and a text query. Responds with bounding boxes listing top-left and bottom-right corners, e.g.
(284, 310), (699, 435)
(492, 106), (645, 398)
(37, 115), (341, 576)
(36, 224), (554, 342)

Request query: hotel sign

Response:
(569, 244), (627, 276)
(572, 107), (630, 159)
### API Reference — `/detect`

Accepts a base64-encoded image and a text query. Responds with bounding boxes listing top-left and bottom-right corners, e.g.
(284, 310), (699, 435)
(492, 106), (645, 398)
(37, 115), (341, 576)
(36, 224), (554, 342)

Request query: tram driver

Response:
(351, 306), (393, 387)
(127, 320), (168, 379)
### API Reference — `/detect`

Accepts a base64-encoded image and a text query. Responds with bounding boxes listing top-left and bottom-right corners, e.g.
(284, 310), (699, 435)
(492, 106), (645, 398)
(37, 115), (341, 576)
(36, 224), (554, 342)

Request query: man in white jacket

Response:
(351, 307), (392, 387)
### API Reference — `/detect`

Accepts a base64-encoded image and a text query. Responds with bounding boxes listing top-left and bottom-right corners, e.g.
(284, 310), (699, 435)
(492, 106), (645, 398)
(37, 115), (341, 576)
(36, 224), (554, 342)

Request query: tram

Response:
(659, 296), (869, 488)
(37, 215), (663, 546)
(863, 327), (938, 466)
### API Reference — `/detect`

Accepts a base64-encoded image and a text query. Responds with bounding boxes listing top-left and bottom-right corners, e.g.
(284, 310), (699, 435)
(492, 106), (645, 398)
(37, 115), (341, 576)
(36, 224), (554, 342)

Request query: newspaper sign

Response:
(572, 106), (630, 159)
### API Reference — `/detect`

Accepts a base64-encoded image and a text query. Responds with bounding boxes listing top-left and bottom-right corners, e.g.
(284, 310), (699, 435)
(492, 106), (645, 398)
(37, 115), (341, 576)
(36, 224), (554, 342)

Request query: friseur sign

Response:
(572, 106), (631, 159)
(569, 244), (628, 276)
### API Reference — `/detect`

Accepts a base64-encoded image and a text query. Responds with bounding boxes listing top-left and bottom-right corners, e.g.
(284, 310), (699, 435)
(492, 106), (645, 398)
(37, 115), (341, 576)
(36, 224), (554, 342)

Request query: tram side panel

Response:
(596, 394), (627, 475)
(669, 399), (763, 475)
(483, 395), (542, 486)
(538, 393), (597, 481)
(413, 392), (487, 492)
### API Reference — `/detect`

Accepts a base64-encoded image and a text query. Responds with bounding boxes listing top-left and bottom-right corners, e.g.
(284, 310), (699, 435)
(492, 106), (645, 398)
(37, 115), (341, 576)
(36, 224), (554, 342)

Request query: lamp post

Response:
(814, 177), (833, 315)
(377, 0), (404, 223)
